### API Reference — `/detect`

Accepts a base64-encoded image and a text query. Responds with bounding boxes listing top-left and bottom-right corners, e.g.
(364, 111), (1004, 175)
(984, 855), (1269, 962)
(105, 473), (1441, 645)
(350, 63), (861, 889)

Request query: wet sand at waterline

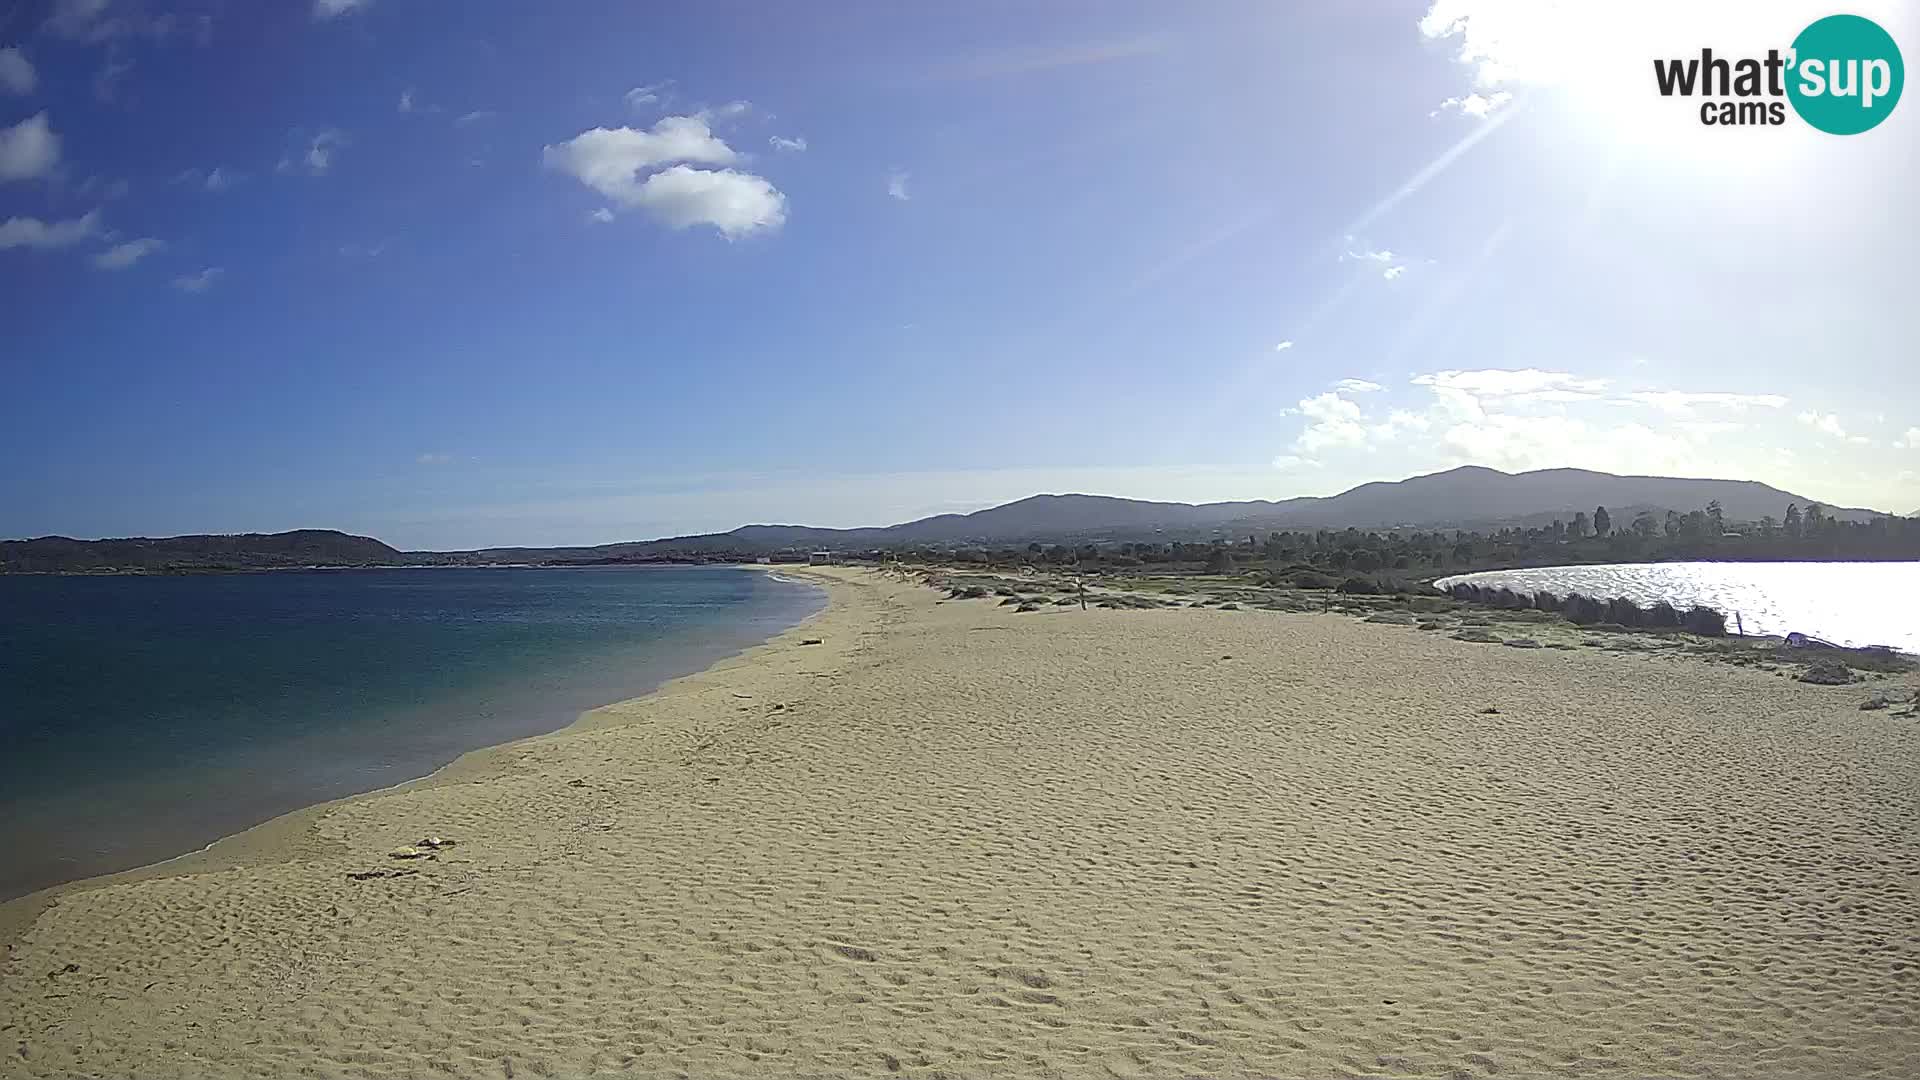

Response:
(4, 567), (1916, 1078)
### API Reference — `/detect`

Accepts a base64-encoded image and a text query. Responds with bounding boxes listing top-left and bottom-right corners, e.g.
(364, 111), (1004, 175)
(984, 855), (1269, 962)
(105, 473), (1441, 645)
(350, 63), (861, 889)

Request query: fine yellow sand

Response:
(3, 567), (1917, 1078)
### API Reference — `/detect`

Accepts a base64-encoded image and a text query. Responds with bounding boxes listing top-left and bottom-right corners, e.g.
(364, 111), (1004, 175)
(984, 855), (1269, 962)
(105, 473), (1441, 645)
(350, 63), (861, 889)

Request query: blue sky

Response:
(2, 0), (1916, 548)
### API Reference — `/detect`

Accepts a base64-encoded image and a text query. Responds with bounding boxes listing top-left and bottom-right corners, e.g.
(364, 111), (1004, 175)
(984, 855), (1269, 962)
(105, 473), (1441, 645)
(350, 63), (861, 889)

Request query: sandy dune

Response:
(3, 567), (1916, 1078)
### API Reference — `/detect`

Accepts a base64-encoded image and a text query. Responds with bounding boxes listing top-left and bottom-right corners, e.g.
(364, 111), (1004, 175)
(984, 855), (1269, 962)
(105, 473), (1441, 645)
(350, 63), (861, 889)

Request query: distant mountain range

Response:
(1, 466), (1883, 572)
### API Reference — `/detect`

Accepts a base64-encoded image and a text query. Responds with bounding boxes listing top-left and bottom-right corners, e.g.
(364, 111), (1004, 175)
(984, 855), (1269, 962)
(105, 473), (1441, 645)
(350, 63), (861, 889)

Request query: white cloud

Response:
(0, 47), (36, 95)
(1624, 390), (1789, 414)
(1796, 411), (1847, 439)
(93, 236), (163, 268)
(1334, 378), (1382, 393)
(1342, 246), (1407, 279)
(398, 88), (414, 112)
(0, 209), (100, 249)
(1435, 91), (1513, 118)
(543, 115), (739, 200)
(1414, 368), (1608, 397)
(545, 115), (785, 238)
(455, 109), (496, 127)
(705, 100), (751, 121)
(76, 174), (128, 199)
(625, 82), (672, 111)
(1895, 428), (1920, 451)
(172, 267), (222, 292)
(588, 207), (615, 224)
(314, 0), (373, 18)
(338, 241), (388, 258)
(0, 111), (59, 181)
(769, 135), (807, 152)
(625, 165), (786, 238)
(887, 170), (910, 201)
(416, 452), (456, 465)
(306, 129), (345, 173)
(282, 130), (346, 175)
(1370, 409), (1432, 442)
(1269, 454), (1316, 471)
(1293, 391), (1369, 454)
(1273, 340), (1295, 352)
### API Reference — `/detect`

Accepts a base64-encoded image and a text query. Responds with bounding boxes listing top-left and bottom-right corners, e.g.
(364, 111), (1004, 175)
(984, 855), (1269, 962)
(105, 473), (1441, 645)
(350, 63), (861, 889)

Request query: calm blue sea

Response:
(0, 566), (823, 901)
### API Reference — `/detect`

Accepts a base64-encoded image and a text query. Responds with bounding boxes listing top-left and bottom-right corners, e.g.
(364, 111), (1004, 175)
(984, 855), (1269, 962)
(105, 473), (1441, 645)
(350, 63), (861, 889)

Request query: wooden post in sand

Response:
(1077, 574), (1087, 611)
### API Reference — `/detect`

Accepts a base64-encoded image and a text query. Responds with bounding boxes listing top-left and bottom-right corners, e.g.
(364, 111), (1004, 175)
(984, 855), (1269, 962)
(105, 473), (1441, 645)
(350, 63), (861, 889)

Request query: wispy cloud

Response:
(280, 129), (346, 175)
(174, 166), (241, 192)
(416, 452), (456, 465)
(887, 170), (910, 201)
(587, 207), (615, 224)
(93, 236), (163, 269)
(1341, 244), (1408, 280)
(0, 47), (36, 95)
(1273, 340), (1295, 352)
(1334, 378), (1383, 393)
(0, 209), (100, 250)
(625, 81), (672, 112)
(454, 109), (497, 127)
(922, 34), (1169, 81)
(314, 0), (374, 19)
(172, 267), (223, 292)
(769, 135), (807, 152)
(1796, 410), (1847, 439)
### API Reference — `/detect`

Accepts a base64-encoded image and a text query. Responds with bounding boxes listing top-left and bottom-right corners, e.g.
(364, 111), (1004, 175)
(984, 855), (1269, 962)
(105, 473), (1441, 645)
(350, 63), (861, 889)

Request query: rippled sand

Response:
(4, 567), (1916, 1078)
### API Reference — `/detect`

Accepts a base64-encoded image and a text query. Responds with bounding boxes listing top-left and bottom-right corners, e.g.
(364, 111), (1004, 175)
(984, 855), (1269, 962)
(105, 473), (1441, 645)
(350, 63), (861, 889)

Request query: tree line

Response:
(904, 501), (1920, 579)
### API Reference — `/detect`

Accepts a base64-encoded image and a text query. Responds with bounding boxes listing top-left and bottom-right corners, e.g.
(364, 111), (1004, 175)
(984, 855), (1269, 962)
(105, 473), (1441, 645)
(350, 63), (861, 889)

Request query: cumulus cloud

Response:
(1273, 340), (1295, 352)
(544, 116), (738, 198)
(93, 236), (163, 268)
(887, 170), (910, 201)
(1895, 427), (1920, 451)
(314, 0), (373, 18)
(1434, 91), (1513, 118)
(0, 209), (100, 249)
(172, 267), (222, 292)
(769, 135), (807, 152)
(545, 115), (785, 238)
(623, 165), (786, 238)
(1796, 411), (1847, 439)
(0, 111), (60, 181)
(1293, 392), (1369, 454)
(0, 47), (36, 95)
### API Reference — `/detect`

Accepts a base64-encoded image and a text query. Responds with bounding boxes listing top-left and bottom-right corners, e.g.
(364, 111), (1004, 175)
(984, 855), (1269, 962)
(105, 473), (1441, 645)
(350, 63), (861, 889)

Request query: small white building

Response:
(807, 551), (834, 565)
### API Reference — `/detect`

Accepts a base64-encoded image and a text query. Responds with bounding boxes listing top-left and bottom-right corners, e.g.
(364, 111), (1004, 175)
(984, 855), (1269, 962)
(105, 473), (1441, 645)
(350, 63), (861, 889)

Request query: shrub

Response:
(1531, 590), (1560, 612)
(959, 585), (989, 599)
(1291, 570), (1336, 590)
(1336, 575), (1384, 595)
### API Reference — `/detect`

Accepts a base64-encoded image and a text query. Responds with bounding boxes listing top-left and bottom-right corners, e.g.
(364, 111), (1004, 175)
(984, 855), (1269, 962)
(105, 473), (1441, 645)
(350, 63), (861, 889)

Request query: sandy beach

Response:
(3, 566), (1916, 1078)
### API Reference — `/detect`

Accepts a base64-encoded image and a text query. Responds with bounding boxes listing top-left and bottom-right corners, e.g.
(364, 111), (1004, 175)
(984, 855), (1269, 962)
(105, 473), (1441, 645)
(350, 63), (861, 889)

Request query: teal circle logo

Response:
(1788, 14), (1904, 134)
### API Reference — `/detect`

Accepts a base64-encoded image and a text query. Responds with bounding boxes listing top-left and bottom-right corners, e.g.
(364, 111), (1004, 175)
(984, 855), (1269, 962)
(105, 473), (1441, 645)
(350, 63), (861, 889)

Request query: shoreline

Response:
(6, 566), (1915, 1077)
(0, 566), (837, 947)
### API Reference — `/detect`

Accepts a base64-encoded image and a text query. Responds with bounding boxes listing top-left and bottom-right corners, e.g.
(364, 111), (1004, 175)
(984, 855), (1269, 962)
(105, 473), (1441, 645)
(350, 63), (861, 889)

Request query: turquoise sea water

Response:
(0, 566), (822, 901)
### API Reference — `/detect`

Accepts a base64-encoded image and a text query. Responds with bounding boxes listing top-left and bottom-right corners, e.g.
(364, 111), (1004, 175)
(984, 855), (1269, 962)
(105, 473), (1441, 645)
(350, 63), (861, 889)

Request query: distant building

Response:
(755, 556), (772, 565)
(807, 551), (834, 565)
